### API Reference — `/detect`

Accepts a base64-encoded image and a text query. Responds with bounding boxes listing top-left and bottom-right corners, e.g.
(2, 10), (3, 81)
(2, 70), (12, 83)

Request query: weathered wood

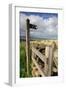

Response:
(45, 46), (50, 58)
(53, 59), (58, 68)
(53, 49), (58, 68)
(32, 57), (45, 76)
(26, 19), (30, 76)
(32, 47), (47, 63)
(32, 46), (58, 76)
(32, 47), (48, 76)
(47, 46), (53, 76)
(52, 67), (57, 72)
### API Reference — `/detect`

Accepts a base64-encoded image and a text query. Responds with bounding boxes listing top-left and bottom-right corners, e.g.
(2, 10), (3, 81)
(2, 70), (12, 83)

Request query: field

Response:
(20, 41), (32, 77)
(20, 41), (26, 77)
(20, 40), (58, 77)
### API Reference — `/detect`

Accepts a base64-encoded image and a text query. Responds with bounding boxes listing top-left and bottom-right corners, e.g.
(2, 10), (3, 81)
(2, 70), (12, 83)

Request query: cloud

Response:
(20, 13), (58, 39)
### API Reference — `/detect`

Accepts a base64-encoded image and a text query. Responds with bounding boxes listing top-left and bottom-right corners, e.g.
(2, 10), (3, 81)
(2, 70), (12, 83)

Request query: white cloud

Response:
(20, 13), (58, 39)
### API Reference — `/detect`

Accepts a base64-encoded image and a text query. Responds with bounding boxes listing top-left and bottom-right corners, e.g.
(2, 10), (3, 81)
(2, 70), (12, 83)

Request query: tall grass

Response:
(20, 41), (32, 78)
(20, 41), (27, 77)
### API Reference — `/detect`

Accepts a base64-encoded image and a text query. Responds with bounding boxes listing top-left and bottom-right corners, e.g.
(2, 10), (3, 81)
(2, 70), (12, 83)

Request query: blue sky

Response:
(20, 11), (58, 39)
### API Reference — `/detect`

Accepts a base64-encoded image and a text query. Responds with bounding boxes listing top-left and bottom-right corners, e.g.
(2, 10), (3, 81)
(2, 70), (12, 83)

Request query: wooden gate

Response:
(31, 46), (58, 77)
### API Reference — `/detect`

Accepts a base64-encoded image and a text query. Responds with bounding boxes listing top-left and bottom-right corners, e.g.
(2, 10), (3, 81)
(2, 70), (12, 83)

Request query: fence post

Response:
(48, 46), (53, 76)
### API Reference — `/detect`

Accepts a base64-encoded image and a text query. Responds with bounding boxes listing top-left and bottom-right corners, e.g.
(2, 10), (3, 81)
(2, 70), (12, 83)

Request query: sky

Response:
(20, 11), (58, 39)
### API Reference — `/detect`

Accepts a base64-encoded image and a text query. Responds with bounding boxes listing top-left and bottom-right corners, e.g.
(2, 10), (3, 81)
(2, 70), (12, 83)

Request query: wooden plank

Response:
(32, 47), (48, 76)
(32, 47), (47, 63)
(53, 59), (58, 68)
(32, 57), (45, 76)
(45, 46), (50, 58)
(47, 46), (53, 76)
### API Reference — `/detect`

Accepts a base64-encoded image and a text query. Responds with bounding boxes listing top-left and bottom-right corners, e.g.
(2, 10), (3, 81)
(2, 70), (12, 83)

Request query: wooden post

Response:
(26, 19), (30, 76)
(48, 46), (53, 76)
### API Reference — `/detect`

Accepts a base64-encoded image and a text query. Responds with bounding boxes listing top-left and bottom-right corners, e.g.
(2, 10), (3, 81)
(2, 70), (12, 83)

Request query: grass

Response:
(20, 41), (32, 78)
(20, 40), (58, 77)
(20, 41), (26, 77)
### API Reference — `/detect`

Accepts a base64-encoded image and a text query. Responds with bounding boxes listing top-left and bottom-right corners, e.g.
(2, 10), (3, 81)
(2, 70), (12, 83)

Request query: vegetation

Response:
(20, 40), (58, 77)
(20, 41), (32, 78)
(20, 41), (26, 77)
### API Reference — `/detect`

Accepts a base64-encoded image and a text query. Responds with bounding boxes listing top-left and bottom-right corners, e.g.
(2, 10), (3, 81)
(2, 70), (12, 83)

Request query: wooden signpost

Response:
(26, 19), (30, 76)
(26, 19), (37, 76)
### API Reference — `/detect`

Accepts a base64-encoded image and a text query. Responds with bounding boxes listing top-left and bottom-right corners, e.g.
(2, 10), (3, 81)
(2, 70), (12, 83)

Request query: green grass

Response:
(20, 41), (26, 77)
(20, 41), (32, 78)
